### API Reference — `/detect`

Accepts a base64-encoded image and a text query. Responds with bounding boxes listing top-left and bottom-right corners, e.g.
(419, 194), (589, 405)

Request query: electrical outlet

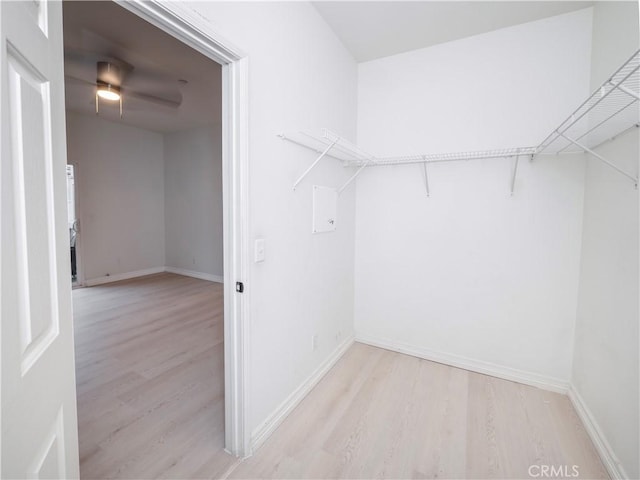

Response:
(312, 334), (318, 351)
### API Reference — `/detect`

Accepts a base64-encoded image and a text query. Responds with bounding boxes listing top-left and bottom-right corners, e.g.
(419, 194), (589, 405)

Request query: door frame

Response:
(114, 0), (251, 457)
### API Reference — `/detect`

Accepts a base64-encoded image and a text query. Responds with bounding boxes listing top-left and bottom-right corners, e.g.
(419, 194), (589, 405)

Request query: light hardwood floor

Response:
(74, 273), (607, 479)
(230, 344), (608, 479)
(73, 273), (236, 479)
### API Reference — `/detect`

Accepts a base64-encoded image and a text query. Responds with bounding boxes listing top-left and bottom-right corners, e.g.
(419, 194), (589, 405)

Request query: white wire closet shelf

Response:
(279, 129), (535, 168)
(279, 129), (532, 195)
(278, 130), (373, 164)
(536, 49), (640, 158)
(279, 129), (375, 193)
(280, 48), (640, 192)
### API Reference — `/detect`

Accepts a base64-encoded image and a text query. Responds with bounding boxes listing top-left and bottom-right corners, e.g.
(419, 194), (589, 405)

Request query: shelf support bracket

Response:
(510, 153), (519, 196)
(558, 132), (638, 186)
(609, 81), (640, 101)
(422, 160), (430, 197)
(292, 138), (339, 191)
(338, 160), (371, 194)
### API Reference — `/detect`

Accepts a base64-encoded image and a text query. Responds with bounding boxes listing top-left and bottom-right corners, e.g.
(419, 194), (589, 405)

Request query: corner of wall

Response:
(567, 385), (629, 479)
(249, 334), (355, 454)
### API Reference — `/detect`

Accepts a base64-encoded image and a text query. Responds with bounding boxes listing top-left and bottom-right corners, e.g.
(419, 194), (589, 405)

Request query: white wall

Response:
(66, 115), (224, 283)
(65, 112), (165, 282)
(164, 127), (223, 279)
(589, 1), (640, 89)
(572, 3), (639, 478)
(354, 9), (593, 385)
(180, 1), (358, 444)
(357, 9), (593, 156)
(573, 130), (639, 479)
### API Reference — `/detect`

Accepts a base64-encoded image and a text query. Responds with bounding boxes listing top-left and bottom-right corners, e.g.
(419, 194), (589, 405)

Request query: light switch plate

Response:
(254, 238), (266, 263)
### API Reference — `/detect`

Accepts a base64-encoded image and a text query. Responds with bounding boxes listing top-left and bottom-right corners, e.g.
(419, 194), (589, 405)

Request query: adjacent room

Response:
(62, 2), (228, 477)
(1, 1), (638, 479)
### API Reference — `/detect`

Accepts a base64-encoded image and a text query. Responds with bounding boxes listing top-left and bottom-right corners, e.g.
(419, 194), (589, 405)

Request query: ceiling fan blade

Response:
(65, 74), (181, 109)
(65, 26), (186, 111)
(122, 89), (182, 109)
(78, 29), (176, 85)
(65, 47), (133, 84)
(64, 74), (94, 87)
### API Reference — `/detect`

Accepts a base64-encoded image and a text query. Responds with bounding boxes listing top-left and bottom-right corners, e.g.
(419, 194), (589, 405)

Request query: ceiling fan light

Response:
(97, 84), (121, 101)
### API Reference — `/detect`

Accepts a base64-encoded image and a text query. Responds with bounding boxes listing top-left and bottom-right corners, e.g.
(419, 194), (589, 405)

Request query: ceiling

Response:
(62, 1), (221, 134)
(312, 1), (595, 63)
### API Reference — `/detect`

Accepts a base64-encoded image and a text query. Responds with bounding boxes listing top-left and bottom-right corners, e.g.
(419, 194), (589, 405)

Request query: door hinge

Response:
(235, 281), (244, 293)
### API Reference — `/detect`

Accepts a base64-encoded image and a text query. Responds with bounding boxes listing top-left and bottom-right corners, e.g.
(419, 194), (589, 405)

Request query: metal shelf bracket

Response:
(337, 160), (370, 194)
(291, 137), (339, 191)
(510, 152), (520, 196)
(422, 159), (430, 197)
(558, 131), (638, 187)
(609, 81), (640, 101)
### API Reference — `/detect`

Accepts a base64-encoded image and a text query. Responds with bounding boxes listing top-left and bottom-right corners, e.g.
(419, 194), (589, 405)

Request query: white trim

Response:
(568, 385), (628, 479)
(355, 333), (569, 394)
(115, 0), (250, 457)
(250, 335), (356, 453)
(84, 267), (165, 286)
(164, 266), (223, 283)
(115, 1), (245, 63)
(222, 55), (251, 458)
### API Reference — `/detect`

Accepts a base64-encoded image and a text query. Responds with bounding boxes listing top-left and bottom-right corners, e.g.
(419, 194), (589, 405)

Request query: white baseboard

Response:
(84, 266), (223, 286)
(84, 267), (166, 286)
(355, 332), (568, 394)
(568, 385), (628, 479)
(164, 266), (223, 283)
(250, 334), (355, 454)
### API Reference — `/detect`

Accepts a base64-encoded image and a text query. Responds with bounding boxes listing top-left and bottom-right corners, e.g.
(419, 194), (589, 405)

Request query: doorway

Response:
(63, 0), (250, 469)
(0, 0), (246, 476)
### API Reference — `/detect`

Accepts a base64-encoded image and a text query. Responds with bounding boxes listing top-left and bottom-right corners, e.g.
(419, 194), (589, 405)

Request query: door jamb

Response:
(113, 0), (251, 457)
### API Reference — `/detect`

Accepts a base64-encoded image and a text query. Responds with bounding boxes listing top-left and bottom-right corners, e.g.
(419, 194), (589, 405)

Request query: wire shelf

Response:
(278, 129), (374, 163)
(342, 146), (537, 167)
(280, 50), (640, 191)
(536, 49), (640, 155)
(280, 129), (534, 167)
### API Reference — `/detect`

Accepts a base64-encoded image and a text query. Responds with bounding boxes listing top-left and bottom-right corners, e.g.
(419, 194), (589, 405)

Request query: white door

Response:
(1, 1), (80, 478)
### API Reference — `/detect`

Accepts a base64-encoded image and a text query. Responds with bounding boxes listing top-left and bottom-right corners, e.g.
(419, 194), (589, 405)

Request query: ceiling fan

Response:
(95, 61), (123, 116)
(64, 30), (185, 117)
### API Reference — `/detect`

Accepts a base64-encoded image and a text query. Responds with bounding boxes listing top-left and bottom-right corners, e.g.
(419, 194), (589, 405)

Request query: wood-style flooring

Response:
(74, 273), (607, 479)
(73, 273), (235, 479)
(230, 344), (607, 479)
